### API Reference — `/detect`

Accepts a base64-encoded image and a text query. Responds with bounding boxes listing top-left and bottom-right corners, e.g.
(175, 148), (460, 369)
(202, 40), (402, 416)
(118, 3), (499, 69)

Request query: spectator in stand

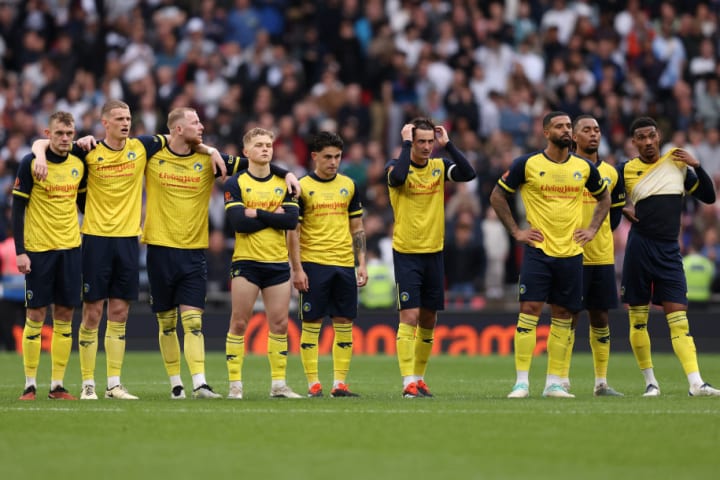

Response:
(225, 0), (261, 49)
(482, 207), (510, 300)
(695, 127), (720, 180)
(683, 244), (715, 307)
(444, 210), (485, 304)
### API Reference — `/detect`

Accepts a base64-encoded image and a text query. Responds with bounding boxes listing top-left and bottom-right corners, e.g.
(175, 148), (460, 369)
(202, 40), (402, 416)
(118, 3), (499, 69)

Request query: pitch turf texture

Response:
(1, 352), (719, 479)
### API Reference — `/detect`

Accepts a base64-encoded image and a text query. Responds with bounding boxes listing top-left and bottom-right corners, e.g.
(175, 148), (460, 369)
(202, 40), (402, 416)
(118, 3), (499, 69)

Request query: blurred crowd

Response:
(3, 0), (720, 309)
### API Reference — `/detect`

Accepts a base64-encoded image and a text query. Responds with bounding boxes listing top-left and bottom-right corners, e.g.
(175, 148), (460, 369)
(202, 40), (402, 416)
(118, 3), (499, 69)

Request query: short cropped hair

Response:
(629, 116), (658, 136)
(49, 111), (74, 127)
(167, 107), (196, 130)
(101, 100), (130, 117)
(543, 111), (569, 129)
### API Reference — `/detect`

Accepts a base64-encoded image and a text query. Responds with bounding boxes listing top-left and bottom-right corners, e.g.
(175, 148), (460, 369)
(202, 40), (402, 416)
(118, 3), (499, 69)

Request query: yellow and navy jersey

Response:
(498, 150), (606, 258)
(297, 172), (363, 267)
(387, 157), (450, 253)
(142, 148), (242, 249)
(225, 170), (298, 262)
(79, 135), (164, 237)
(618, 148), (698, 241)
(581, 160), (624, 265)
(13, 150), (86, 252)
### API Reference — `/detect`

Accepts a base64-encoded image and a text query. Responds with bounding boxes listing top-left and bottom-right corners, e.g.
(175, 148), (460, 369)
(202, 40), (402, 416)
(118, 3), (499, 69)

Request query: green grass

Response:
(1, 351), (719, 480)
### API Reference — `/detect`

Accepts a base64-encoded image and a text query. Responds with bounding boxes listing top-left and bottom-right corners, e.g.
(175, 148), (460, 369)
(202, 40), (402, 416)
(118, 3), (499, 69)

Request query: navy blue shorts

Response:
(231, 260), (290, 289)
(621, 230), (687, 306)
(392, 250), (444, 311)
(298, 262), (358, 320)
(25, 248), (82, 308)
(146, 245), (207, 313)
(518, 246), (583, 312)
(82, 235), (139, 302)
(582, 264), (619, 310)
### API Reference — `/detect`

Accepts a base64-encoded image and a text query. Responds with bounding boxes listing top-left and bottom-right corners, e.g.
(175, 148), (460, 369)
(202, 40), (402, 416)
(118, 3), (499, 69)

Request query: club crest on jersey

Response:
(274, 187), (284, 196)
(71, 168), (79, 178)
(193, 162), (203, 171)
(432, 168), (441, 177)
(340, 188), (349, 197)
(573, 171), (582, 181)
(127, 151), (137, 161)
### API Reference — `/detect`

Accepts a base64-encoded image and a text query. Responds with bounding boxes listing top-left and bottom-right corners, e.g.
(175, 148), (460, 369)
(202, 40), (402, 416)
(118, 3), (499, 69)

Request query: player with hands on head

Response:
(386, 117), (476, 398)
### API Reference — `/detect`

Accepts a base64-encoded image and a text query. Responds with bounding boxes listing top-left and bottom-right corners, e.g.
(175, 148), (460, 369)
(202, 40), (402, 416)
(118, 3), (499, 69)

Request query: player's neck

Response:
(104, 136), (126, 150)
(544, 145), (569, 163)
(168, 136), (192, 155)
(410, 155), (428, 166)
(48, 146), (67, 158)
(578, 150), (598, 164)
(248, 161), (270, 178)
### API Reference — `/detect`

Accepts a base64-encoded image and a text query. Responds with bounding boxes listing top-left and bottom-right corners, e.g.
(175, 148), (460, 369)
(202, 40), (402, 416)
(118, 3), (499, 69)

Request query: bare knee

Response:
(82, 301), (104, 329)
(107, 299), (129, 323)
(229, 311), (248, 336)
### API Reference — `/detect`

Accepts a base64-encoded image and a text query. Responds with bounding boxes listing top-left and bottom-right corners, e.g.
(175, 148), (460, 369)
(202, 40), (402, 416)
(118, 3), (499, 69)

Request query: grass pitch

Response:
(1, 351), (719, 480)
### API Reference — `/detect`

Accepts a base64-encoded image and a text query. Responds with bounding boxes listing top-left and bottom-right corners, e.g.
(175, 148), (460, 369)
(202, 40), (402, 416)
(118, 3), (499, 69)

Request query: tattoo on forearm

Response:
(352, 230), (366, 259)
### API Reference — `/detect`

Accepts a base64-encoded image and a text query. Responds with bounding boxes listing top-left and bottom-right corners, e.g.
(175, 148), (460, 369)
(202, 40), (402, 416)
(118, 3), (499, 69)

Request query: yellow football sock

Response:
(396, 322), (415, 377)
(413, 326), (434, 377)
(629, 305), (652, 369)
(157, 310), (180, 377)
(181, 310), (205, 376)
(514, 313), (539, 372)
(560, 327), (575, 379)
(22, 318), (43, 379)
(590, 326), (611, 380)
(547, 317), (572, 376)
(333, 322), (353, 383)
(105, 321), (126, 378)
(226, 333), (245, 382)
(667, 311), (699, 376)
(300, 322), (321, 384)
(51, 319), (73, 383)
(268, 333), (288, 381)
(78, 325), (98, 382)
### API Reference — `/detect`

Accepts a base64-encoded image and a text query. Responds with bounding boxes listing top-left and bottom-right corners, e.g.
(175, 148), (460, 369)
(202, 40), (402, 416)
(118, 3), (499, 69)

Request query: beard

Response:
(550, 136), (572, 149)
(186, 136), (202, 146)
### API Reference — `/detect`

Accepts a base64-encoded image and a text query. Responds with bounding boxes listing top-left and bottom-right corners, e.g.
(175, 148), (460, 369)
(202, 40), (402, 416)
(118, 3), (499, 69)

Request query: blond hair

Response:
(242, 127), (274, 148)
(167, 107), (196, 131)
(101, 100), (130, 117)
